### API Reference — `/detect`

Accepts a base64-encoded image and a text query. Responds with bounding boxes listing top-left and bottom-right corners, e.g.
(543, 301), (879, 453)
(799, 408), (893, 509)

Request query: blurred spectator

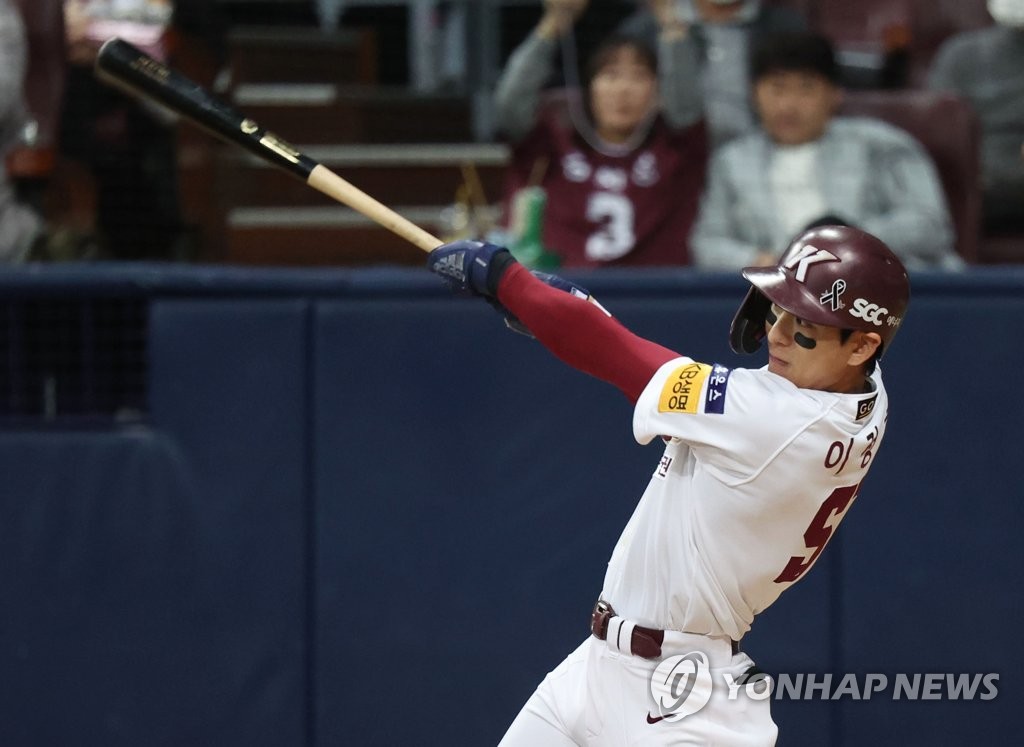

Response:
(493, 0), (708, 268)
(691, 31), (962, 271)
(927, 0), (1024, 234)
(0, 0), (44, 262)
(619, 0), (806, 147)
(314, 0), (346, 31)
(58, 0), (187, 260)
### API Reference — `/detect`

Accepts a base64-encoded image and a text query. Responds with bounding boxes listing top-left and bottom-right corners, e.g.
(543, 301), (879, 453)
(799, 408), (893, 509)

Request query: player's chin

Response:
(767, 355), (789, 375)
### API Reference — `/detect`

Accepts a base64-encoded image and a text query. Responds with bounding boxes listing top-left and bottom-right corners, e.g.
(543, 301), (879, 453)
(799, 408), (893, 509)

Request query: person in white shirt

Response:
(426, 222), (910, 745)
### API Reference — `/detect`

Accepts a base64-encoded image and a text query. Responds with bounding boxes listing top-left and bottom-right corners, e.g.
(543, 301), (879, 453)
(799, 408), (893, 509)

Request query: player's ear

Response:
(845, 331), (881, 367)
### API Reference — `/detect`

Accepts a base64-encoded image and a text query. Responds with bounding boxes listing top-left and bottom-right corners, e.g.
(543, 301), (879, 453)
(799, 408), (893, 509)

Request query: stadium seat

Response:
(907, 0), (993, 85)
(800, 0), (913, 87)
(979, 233), (1024, 264)
(810, 0), (912, 47)
(804, 0), (994, 88)
(840, 90), (982, 262)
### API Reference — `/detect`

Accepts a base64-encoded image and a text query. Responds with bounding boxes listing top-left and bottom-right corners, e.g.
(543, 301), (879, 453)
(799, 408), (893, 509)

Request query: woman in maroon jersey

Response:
(493, 0), (708, 268)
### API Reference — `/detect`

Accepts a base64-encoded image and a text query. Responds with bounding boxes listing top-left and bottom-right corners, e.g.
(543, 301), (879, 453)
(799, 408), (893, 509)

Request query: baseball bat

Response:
(93, 37), (442, 253)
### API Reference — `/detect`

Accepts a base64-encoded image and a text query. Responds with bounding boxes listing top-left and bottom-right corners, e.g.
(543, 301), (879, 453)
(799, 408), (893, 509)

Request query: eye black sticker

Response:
(794, 333), (817, 350)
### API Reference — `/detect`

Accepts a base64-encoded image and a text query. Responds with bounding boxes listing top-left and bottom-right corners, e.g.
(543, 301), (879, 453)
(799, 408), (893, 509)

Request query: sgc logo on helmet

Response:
(849, 298), (890, 326)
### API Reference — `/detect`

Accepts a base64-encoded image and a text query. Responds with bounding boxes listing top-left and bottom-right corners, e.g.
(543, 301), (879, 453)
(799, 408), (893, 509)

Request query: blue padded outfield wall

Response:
(1, 264), (1021, 746)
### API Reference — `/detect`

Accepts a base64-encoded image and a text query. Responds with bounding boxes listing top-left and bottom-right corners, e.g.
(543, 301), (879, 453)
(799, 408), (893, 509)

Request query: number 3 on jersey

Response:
(585, 192), (636, 261)
(774, 482), (862, 584)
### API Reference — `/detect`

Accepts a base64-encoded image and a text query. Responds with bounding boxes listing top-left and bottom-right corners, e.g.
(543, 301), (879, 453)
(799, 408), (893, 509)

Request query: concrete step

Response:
(219, 143), (509, 208)
(229, 83), (475, 143)
(228, 25), (377, 86)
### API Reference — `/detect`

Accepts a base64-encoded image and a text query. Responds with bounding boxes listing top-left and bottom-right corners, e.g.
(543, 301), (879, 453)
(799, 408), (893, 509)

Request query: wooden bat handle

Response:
(307, 165), (442, 254)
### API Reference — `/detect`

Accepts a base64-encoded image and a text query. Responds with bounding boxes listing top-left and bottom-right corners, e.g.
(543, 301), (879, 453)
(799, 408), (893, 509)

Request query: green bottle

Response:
(509, 187), (561, 270)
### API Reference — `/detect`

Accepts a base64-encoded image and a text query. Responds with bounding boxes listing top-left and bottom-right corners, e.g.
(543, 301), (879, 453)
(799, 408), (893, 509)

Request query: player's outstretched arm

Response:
(427, 240), (678, 402)
(425, 238), (592, 335)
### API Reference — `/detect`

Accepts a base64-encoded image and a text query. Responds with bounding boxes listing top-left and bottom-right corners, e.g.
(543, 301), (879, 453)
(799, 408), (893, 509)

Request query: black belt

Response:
(590, 600), (739, 659)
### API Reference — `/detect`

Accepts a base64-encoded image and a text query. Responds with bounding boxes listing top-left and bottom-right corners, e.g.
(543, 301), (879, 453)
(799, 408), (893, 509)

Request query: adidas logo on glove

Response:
(434, 251), (467, 282)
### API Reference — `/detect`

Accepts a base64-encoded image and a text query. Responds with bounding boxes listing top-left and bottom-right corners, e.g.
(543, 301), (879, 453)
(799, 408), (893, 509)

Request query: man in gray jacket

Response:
(691, 31), (962, 271)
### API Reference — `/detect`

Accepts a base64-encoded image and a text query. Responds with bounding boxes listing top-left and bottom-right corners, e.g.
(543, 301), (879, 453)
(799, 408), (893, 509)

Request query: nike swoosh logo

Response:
(646, 713), (669, 724)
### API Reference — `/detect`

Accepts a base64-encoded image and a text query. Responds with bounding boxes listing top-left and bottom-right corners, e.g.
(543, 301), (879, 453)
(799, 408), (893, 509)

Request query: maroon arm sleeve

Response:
(496, 264), (680, 403)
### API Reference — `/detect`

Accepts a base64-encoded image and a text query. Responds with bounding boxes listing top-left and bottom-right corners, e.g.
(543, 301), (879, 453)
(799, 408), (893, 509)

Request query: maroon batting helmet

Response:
(730, 226), (910, 355)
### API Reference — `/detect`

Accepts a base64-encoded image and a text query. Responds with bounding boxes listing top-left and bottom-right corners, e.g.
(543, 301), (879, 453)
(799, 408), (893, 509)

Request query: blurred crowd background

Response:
(0, 0), (1021, 268)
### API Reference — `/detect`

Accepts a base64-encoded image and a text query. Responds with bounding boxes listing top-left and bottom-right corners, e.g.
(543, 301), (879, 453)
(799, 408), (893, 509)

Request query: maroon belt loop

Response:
(590, 599), (665, 660)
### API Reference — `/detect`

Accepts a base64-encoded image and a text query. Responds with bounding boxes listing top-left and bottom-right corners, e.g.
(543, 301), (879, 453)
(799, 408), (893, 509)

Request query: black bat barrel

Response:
(94, 38), (318, 181)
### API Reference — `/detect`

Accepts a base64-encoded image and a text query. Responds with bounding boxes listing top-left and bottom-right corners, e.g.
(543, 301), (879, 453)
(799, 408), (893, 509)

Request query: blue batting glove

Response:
(428, 244), (610, 336)
(426, 239), (514, 297)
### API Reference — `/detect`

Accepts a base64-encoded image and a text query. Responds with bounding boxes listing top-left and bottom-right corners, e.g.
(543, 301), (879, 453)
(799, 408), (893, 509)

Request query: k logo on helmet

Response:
(782, 244), (839, 282)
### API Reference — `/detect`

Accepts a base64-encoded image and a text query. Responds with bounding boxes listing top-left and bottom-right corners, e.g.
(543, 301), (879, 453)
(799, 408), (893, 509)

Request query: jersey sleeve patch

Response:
(704, 364), (732, 415)
(658, 363), (712, 414)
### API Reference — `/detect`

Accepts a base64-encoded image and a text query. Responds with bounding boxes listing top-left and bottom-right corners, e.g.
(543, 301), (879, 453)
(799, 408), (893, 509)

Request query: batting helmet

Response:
(730, 225), (910, 355)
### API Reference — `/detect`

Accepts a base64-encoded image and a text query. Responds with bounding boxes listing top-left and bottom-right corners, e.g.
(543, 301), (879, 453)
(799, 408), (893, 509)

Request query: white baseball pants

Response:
(498, 634), (778, 746)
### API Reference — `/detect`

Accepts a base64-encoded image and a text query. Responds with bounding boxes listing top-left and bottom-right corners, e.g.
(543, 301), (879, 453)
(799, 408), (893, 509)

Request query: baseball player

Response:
(426, 225), (910, 745)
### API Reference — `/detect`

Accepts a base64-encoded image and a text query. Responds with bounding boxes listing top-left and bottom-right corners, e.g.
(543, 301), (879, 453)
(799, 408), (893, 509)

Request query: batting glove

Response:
(426, 239), (517, 297)
(427, 241), (609, 336)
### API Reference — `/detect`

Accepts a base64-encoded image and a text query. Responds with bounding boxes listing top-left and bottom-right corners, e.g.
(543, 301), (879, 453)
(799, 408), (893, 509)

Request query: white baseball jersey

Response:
(601, 356), (889, 641)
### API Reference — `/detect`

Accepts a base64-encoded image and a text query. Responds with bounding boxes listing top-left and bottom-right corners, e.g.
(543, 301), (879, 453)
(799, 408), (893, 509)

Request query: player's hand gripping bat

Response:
(93, 38), (442, 253)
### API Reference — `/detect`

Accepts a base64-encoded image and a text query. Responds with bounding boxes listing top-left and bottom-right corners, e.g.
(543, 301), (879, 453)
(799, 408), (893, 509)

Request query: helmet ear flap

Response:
(729, 287), (772, 354)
